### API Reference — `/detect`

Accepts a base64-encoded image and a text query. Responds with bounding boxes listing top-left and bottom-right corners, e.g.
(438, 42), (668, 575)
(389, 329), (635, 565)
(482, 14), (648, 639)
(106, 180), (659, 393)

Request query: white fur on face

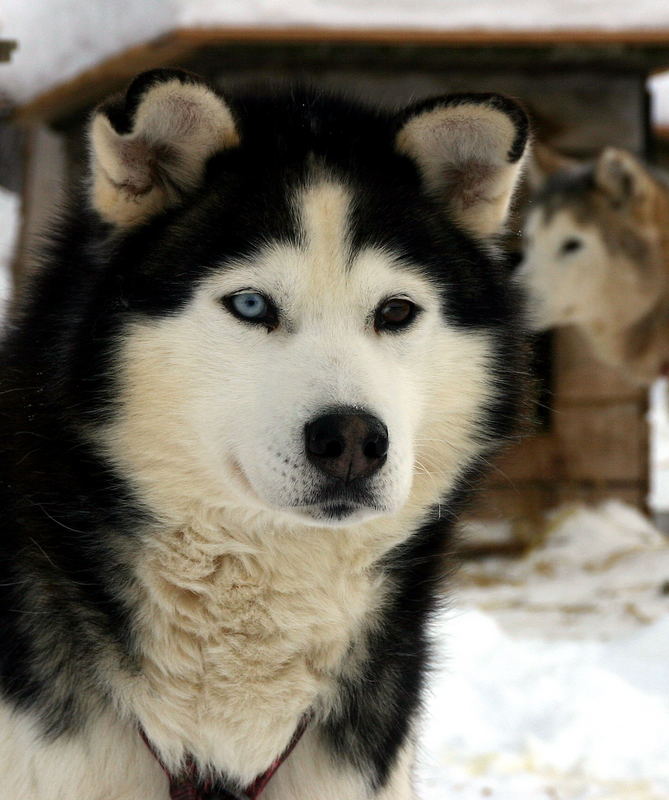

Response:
(101, 179), (493, 531)
(516, 208), (611, 330)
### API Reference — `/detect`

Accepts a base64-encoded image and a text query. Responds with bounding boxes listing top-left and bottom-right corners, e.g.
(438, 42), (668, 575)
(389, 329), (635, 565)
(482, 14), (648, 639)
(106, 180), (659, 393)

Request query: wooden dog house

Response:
(5, 25), (669, 525)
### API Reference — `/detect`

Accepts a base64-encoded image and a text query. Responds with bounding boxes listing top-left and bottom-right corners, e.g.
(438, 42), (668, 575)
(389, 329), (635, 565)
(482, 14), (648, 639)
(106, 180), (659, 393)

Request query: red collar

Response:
(140, 716), (309, 800)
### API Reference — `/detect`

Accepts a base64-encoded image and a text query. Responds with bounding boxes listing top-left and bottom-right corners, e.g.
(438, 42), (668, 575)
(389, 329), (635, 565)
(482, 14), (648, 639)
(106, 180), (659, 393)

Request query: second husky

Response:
(517, 144), (669, 384)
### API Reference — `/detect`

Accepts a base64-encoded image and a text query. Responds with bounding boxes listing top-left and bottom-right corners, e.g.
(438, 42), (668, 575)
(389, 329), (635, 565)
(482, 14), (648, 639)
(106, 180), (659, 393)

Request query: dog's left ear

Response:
(594, 148), (655, 208)
(396, 94), (530, 238)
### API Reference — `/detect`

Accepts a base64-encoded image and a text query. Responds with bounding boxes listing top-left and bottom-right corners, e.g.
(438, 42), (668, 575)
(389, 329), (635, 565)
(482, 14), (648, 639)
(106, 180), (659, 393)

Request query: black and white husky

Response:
(0, 70), (528, 799)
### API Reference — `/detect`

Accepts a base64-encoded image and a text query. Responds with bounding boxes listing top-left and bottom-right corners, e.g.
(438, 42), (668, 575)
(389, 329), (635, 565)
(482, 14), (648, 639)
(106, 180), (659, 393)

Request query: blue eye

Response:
(231, 292), (267, 318)
(223, 291), (279, 330)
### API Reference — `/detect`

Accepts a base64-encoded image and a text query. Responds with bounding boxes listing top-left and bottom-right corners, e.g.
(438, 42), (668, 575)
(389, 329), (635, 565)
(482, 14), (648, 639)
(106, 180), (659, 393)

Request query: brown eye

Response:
(375, 298), (420, 332)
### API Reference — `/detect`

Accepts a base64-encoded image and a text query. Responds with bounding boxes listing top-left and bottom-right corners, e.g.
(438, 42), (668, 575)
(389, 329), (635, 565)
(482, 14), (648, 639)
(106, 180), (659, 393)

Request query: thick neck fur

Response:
(118, 503), (418, 786)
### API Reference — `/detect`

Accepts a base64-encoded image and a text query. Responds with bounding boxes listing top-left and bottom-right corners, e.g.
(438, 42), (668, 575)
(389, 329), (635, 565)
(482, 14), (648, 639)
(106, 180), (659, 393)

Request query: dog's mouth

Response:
(291, 484), (389, 525)
(294, 501), (386, 526)
(231, 458), (391, 526)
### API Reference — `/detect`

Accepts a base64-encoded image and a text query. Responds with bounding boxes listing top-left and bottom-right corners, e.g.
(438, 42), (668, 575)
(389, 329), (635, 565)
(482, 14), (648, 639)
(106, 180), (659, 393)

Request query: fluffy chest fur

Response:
(128, 515), (386, 786)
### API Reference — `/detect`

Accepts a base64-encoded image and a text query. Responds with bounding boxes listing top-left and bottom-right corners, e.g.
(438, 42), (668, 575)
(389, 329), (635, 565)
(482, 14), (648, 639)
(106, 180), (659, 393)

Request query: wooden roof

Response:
(13, 26), (669, 124)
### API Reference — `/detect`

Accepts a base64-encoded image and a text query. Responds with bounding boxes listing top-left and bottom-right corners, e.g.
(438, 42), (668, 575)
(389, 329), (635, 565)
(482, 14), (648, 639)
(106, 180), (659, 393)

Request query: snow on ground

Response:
(419, 502), (669, 799)
(457, 502), (669, 639)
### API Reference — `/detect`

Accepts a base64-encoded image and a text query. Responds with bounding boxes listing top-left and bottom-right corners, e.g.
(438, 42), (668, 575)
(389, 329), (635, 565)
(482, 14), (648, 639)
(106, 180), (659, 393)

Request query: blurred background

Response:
(1, 2), (668, 798)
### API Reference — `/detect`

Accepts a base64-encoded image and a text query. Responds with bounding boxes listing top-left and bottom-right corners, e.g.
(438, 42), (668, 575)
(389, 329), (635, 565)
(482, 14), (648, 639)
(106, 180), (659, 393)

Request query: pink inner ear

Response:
(116, 139), (155, 196)
(443, 162), (494, 209)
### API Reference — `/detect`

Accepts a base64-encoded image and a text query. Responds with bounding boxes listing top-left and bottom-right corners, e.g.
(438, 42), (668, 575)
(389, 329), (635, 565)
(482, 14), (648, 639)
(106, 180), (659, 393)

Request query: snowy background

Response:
(2, 0), (669, 127)
(1, 2), (669, 798)
(421, 503), (669, 800)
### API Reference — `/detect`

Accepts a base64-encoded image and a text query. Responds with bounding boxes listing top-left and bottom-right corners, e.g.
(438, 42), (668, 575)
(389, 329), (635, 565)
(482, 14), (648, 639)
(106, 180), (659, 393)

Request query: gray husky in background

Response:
(517, 143), (669, 384)
(0, 70), (529, 799)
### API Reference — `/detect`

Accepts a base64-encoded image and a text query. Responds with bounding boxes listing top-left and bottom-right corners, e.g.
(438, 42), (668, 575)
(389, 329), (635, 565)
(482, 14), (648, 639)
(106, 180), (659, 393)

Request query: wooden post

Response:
(13, 125), (67, 291)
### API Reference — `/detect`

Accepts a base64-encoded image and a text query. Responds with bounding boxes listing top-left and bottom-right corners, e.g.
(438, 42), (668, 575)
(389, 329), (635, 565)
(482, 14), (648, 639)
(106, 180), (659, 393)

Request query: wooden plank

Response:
(554, 402), (647, 482)
(553, 482), (646, 508)
(468, 480), (646, 519)
(0, 122), (24, 193)
(13, 126), (67, 289)
(176, 26), (669, 47)
(13, 26), (669, 125)
(486, 435), (562, 483)
(484, 402), (646, 487)
(466, 484), (556, 522)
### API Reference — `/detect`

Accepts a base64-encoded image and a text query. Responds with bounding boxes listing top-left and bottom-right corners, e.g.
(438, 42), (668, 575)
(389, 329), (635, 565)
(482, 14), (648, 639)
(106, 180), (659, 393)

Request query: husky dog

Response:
(516, 143), (669, 384)
(0, 70), (528, 799)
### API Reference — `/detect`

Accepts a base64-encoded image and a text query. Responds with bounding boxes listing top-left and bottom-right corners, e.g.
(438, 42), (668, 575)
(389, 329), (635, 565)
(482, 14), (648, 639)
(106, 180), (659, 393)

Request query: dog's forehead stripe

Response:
(296, 180), (353, 271)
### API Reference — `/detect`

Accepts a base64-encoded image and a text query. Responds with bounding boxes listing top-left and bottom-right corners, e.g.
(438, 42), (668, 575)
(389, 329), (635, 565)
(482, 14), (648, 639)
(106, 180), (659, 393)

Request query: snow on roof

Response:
(179, 0), (669, 31)
(3, 1), (669, 107)
(1, 0), (173, 105)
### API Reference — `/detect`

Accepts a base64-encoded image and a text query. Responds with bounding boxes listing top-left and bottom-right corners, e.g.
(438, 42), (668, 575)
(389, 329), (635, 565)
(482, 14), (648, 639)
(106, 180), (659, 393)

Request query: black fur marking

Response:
(0, 73), (528, 789)
(322, 511), (450, 790)
(534, 165), (596, 220)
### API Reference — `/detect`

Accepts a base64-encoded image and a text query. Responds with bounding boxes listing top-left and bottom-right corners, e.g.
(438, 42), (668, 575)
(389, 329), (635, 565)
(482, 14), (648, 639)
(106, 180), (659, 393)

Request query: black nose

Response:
(305, 410), (389, 483)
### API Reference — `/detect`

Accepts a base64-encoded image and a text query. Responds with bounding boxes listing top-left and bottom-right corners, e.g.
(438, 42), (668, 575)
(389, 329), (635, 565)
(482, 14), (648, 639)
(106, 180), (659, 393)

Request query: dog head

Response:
(86, 71), (528, 530)
(516, 144), (667, 334)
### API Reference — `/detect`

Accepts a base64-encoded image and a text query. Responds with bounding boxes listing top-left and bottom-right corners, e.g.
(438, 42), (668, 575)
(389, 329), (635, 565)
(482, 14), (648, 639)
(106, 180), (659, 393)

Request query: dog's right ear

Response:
(89, 70), (240, 227)
(594, 147), (655, 210)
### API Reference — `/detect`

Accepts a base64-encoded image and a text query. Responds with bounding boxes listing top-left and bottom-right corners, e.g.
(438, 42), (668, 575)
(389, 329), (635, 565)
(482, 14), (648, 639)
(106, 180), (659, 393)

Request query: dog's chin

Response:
(233, 464), (400, 528)
(287, 502), (388, 528)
